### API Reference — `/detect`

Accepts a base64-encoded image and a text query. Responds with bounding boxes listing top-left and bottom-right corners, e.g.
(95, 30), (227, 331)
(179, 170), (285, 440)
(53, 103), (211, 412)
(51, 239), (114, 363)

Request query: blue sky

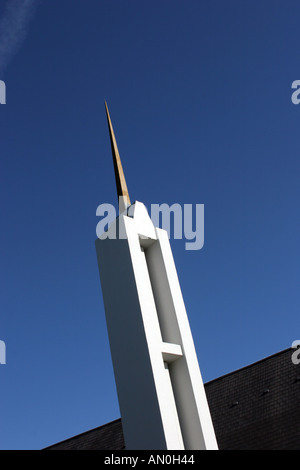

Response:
(0, 0), (299, 450)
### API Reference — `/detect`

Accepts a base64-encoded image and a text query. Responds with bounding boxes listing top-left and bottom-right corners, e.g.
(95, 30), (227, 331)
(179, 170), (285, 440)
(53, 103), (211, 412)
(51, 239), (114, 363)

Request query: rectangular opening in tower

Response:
(141, 238), (181, 346)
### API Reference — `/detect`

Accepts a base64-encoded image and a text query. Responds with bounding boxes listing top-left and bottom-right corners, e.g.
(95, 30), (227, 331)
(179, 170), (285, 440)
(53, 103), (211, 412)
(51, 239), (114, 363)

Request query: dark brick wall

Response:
(45, 348), (300, 450)
(205, 348), (300, 450)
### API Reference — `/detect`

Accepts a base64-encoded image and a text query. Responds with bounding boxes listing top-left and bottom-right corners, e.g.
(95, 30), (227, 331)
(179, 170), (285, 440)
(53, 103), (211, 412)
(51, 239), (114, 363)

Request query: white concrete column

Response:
(95, 201), (218, 450)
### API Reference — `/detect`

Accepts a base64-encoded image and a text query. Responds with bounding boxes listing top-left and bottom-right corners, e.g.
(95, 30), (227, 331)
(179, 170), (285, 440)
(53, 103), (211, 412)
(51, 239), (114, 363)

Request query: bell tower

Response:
(95, 103), (218, 450)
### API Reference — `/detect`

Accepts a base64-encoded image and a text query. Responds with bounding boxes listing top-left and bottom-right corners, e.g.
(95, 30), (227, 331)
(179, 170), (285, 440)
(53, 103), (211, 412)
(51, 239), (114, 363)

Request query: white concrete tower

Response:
(95, 103), (218, 450)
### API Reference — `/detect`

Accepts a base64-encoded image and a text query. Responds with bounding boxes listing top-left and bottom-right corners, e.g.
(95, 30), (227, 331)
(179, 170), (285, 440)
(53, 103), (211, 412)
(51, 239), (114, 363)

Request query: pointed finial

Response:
(105, 101), (131, 213)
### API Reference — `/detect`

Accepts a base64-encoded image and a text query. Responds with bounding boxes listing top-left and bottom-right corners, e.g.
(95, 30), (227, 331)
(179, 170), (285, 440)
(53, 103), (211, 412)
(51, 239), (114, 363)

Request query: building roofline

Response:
(43, 417), (122, 449)
(44, 348), (295, 449)
(205, 347), (293, 386)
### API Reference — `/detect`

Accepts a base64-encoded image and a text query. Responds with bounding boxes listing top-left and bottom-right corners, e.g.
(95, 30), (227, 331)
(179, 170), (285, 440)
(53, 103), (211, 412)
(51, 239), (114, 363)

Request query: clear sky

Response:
(0, 0), (299, 450)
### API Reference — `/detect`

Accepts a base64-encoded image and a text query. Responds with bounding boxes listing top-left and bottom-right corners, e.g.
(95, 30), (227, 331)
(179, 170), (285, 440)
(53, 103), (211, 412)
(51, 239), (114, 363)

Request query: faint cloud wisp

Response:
(0, 0), (39, 75)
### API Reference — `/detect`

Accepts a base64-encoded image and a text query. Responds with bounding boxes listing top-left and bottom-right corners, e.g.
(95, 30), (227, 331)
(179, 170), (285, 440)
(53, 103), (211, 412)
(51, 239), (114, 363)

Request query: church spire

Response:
(105, 101), (131, 212)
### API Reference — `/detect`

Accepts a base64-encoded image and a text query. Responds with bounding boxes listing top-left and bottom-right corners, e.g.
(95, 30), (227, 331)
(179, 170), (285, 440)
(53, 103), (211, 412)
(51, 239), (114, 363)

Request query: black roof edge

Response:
(205, 347), (293, 386)
(43, 417), (122, 449)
